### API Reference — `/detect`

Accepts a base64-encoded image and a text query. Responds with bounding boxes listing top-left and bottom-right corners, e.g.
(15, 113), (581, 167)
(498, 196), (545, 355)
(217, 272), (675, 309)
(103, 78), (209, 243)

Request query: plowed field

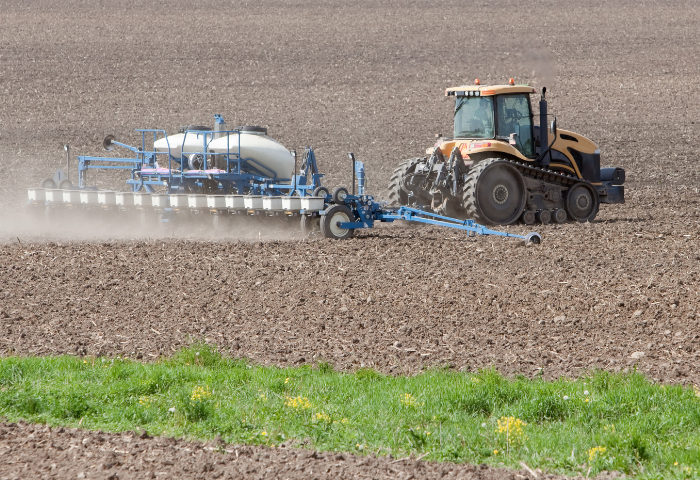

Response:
(1, 0), (699, 477)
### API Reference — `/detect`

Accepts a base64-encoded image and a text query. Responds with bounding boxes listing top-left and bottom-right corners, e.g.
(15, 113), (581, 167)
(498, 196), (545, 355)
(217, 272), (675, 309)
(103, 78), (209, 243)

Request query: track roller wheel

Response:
(58, 179), (73, 190)
(462, 158), (527, 225)
(536, 210), (551, 225)
(522, 210), (535, 225)
(300, 214), (321, 238)
(41, 177), (56, 189)
(332, 186), (349, 204)
(320, 204), (355, 240)
(565, 183), (599, 223)
(312, 186), (329, 198)
(553, 208), (567, 224)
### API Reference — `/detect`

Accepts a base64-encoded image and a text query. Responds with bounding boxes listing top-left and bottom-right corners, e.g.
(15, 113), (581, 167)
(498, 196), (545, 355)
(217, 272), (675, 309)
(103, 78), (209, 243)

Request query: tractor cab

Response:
(447, 81), (537, 158)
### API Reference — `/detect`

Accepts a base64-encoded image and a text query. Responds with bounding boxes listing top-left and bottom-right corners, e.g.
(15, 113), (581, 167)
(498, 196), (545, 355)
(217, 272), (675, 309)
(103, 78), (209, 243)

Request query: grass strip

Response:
(1, 345), (699, 479)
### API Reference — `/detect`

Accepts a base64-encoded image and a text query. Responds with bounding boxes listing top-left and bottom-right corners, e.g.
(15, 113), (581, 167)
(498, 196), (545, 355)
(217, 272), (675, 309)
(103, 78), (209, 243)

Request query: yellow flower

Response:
(341, 418), (348, 424)
(400, 393), (423, 408)
(315, 412), (331, 423)
(285, 377), (290, 384)
(494, 449), (499, 455)
(495, 416), (527, 445)
(190, 386), (212, 402)
(587, 446), (607, 462)
(261, 431), (267, 436)
(585, 398), (590, 403)
(675, 462), (679, 466)
(284, 396), (313, 410)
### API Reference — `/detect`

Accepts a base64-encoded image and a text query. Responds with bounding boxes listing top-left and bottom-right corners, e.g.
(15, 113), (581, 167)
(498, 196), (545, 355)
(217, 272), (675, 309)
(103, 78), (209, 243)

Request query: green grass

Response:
(1, 345), (699, 479)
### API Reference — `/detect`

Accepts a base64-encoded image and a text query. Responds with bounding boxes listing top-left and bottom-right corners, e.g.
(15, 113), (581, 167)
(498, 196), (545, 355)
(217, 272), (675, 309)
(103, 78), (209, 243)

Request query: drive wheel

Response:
(320, 204), (355, 240)
(565, 183), (599, 222)
(462, 158), (526, 225)
(387, 157), (422, 205)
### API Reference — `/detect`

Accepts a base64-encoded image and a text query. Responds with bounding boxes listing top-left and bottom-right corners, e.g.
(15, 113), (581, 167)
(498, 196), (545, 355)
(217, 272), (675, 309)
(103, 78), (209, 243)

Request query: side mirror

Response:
(549, 117), (557, 138)
(509, 132), (518, 146)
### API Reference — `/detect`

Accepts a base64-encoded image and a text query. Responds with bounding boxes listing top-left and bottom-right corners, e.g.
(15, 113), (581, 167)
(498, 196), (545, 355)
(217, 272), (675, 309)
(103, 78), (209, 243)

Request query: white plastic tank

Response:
(153, 129), (210, 161)
(208, 127), (294, 179)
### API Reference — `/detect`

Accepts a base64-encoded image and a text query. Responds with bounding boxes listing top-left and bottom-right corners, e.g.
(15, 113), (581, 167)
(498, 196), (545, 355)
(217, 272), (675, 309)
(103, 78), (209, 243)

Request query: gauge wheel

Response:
(41, 177), (56, 189)
(332, 186), (349, 204)
(312, 186), (329, 198)
(320, 204), (355, 240)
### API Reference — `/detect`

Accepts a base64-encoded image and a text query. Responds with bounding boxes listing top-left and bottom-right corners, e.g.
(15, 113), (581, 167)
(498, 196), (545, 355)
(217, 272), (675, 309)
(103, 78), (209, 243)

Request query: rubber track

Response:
(387, 157), (422, 205)
(462, 157), (592, 225)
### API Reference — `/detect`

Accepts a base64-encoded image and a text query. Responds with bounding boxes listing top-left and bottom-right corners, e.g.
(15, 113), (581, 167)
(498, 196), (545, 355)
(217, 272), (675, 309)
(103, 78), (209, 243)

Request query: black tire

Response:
(332, 186), (349, 204)
(536, 209), (551, 225)
(462, 158), (527, 225)
(565, 183), (599, 223)
(312, 186), (329, 198)
(300, 214), (321, 238)
(41, 177), (56, 189)
(58, 179), (73, 190)
(320, 204), (355, 240)
(387, 157), (422, 206)
(553, 208), (567, 224)
(522, 210), (536, 225)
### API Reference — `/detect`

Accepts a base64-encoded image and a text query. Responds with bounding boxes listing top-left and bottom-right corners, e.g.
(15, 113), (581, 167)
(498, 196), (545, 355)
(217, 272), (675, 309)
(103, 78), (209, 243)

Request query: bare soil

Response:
(1, 0), (700, 477)
(0, 421), (606, 480)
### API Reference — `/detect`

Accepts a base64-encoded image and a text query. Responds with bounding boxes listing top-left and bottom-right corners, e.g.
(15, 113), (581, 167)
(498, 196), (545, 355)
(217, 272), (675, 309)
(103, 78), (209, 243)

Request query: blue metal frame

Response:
(331, 159), (540, 242)
(75, 115), (324, 196)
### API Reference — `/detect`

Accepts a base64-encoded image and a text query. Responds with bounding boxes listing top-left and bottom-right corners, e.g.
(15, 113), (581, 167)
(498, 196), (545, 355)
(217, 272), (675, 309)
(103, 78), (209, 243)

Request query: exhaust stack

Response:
(539, 87), (549, 166)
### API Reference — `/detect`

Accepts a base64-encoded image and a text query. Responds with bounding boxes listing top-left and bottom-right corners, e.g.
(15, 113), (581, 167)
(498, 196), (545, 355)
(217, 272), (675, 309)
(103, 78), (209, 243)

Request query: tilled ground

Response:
(0, 421), (611, 480)
(2, 0), (700, 477)
(2, 186), (700, 385)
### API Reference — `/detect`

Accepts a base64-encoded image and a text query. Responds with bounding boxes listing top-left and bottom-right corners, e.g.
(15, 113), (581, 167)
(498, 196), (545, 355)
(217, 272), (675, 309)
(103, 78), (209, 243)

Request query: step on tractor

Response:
(27, 115), (541, 244)
(387, 80), (626, 225)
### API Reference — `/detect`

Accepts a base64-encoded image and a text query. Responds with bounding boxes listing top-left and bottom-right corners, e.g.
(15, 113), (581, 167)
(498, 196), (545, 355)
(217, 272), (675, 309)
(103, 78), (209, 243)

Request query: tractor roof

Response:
(445, 84), (536, 97)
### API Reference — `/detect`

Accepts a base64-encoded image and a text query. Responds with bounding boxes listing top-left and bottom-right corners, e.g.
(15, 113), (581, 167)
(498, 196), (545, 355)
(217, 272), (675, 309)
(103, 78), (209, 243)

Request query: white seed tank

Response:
(153, 132), (209, 161)
(208, 129), (294, 179)
(152, 127), (294, 179)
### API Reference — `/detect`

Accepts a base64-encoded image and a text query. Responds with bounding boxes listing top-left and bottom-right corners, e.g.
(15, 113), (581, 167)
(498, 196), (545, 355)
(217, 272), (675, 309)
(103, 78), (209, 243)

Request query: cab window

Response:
(496, 94), (534, 157)
(454, 96), (494, 139)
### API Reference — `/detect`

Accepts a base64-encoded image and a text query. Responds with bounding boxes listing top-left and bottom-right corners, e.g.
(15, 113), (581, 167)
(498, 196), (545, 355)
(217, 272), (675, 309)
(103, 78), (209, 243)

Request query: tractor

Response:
(387, 80), (625, 225)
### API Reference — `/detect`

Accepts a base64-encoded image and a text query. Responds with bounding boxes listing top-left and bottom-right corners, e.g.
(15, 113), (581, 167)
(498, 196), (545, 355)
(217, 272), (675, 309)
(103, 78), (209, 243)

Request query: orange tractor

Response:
(388, 80), (625, 225)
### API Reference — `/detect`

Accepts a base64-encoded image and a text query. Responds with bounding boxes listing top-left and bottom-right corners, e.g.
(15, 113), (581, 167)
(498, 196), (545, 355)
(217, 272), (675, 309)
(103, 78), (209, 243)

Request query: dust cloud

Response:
(0, 206), (306, 244)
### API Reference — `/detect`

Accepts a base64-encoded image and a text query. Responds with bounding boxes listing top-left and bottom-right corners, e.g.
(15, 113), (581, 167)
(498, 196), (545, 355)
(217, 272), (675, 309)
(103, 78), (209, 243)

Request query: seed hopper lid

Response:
(237, 126), (268, 135)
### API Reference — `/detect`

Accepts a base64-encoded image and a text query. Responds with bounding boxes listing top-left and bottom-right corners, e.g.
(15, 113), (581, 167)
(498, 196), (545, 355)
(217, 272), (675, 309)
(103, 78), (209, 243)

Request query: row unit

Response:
(27, 188), (326, 212)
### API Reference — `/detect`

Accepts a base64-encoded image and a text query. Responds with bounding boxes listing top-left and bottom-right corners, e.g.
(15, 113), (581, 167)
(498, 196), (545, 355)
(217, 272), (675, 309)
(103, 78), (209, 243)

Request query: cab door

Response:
(496, 94), (534, 158)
